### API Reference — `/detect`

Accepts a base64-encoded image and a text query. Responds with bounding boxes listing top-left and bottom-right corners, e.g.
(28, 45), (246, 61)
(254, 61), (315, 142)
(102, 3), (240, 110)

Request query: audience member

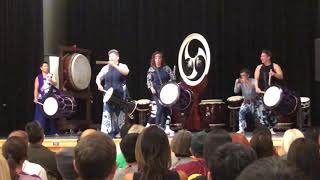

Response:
(303, 127), (320, 145)
(170, 130), (193, 168)
(231, 133), (250, 145)
(282, 129), (304, 158)
(250, 131), (275, 158)
(0, 153), (11, 180)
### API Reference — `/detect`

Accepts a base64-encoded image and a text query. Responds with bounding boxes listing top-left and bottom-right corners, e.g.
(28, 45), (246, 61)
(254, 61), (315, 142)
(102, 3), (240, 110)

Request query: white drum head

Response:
(160, 83), (179, 105)
(70, 53), (91, 90)
(103, 88), (113, 103)
(300, 97), (310, 103)
(137, 99), (151, 105)
(43, 97), (59, 116)
(227, 96), (244, 102)
(264, 86), (282, 107)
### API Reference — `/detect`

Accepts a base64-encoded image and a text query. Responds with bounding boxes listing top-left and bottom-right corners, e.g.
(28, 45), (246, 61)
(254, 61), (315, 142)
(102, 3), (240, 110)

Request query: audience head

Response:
(128, 124), (145, 134)
(250, 131), (274, 158)
(231, 133), (250, 145)
(8, 130), (28, 143)
(170, 130), (192, 157)
(120, 133), (139, 164)
(203, 128), (232, 166)
(283, 129), (304, 153)
(287, 138), (320, 179)
(0, 153), (11, 180)
(303, 127), (320, 144)
(252, 126), (272, 138)
(2, 137), (28, 179)
(120, 123), (132, 138)
(25, 121), (44, 144)
(135, 125), (171, 179)
(190, 131), (207, 158)
(208, 143), (257, 180)
(74, 132), (116, 180)
(55, 148), (78, 180)
(237, 156), (305, 180)
(79, 129), (96, 140)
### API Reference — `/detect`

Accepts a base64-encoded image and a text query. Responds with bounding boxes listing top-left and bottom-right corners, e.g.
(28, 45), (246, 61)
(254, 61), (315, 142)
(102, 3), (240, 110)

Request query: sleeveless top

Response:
(37, 74), (51, 100)
(104, 64), (127, 99)
(258, 63), (282, 91)
(133, 170), (180, 180)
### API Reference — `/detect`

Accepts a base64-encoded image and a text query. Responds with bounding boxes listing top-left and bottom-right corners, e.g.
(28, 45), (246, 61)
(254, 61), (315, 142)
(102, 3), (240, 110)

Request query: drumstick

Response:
(36, 102), (44, 106)
(96, 61), (109, 65)
(268, 70), (272, 86)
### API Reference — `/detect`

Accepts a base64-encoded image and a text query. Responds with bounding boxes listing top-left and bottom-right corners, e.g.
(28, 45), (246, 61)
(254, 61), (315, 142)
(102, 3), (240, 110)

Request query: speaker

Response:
(315, 38), (320, 81)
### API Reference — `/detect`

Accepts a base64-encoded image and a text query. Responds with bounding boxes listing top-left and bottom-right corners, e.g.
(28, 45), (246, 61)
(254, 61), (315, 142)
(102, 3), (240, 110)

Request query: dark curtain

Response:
(66, 0), (317, 124)
(0, 0), (43, 136)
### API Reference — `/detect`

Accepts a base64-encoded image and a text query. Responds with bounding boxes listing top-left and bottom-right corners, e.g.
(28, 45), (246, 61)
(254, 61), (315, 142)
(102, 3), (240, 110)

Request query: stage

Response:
(0, 132), (285, 156)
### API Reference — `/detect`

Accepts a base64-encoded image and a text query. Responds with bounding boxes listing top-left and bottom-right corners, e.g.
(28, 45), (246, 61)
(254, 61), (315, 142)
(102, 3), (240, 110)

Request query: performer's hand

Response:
(150, 87), (156, 94)
(107, 60), (116, 67)
(269, 69), (275, 77)
(256, 87), (263, 94)
(33, 98), (38, 103)
(97, 84), (104, 92)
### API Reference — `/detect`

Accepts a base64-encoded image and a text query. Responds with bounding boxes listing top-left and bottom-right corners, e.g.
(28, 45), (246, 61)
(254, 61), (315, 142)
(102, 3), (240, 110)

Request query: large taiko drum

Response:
(227, 96), (244, 109)
(199, 100), (228, 128)
(159, 82), (192, 111)
(63, 53), (91, 90)
(263, 86), (299, 116)
(42, 94), (77, 118)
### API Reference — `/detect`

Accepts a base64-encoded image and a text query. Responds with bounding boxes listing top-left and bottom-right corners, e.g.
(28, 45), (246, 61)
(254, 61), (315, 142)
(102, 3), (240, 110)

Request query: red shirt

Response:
(175, 159), (208, 177)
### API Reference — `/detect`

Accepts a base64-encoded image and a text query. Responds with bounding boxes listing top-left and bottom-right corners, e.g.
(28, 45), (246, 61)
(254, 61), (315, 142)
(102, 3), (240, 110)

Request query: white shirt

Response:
(23, 160), (48, 180)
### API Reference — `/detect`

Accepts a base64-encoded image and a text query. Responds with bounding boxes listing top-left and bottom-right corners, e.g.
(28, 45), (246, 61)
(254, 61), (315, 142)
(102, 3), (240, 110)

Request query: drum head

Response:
(137, 99), (151, 105)
(43, 97), (59, 116)
(103, 88), (114, 103)
(300, 97), (310, 103)
(264, 86), (282, 107)
(69, 53), (91, 90)
(227, 96), (244, 102)
(160, 83), (179, 105)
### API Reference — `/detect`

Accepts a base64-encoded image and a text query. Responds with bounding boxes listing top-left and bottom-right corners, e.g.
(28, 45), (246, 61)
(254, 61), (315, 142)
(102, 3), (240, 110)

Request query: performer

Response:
(33, 61), (57, 134)
(234, 68), (257, 134)
(96, 49), (129, 137)
(146, 51), (175, 135)
(254, 49), (284, 134)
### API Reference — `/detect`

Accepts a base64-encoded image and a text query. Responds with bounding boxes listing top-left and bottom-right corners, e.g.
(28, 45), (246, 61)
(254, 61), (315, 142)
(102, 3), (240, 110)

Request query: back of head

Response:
(283, 129), (304, 153)
(128, 124), (145, 134)
(8, 130), (28, 143)
(191, 131), (207, 158)
(303, 127), (320, 144)
(170, 130), (192, 157)
(120, 133), (139, 163)
(120, 123), (132, 138)
(55, 148), (78, 180)
(250, 132), (274, 158)
(237, 156), (305, 180)
(135, 125), (171, 180)
(0, 153), (11, 180)
(252, 127), (272, 138)
(210, 143), (257, 180)
(74, 132), (116, 180)
(25, 121), (44, 144)
(287, 138), (320, 179)
(2, 136), (28, 179)
(79, 129), (96, 140)
(203, 128), (231, 166)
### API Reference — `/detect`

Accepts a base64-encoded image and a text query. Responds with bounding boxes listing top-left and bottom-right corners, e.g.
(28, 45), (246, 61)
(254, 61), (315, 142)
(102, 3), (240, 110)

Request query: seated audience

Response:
(0, 153), (11, 180)
(287, 138), (320, 180)
(2, 136), (42, 180)
(124, 125), (187, 180)
(170, 130), (193, 168)
(303, 127), (320, 145)
(74, 131), (117, 180)
(282, 129), (304, 159)
(236, 156), (305, 180)
(128, 124), (145, 134)
(25, 121), (61, 179)
(175, 131), (208, 177)
(8, 130), (48, 180)
(114, 133), (139, 180)
(250, 131), (275, 158)
(208, 143), (257, 180)
(231, 133), (250, 145)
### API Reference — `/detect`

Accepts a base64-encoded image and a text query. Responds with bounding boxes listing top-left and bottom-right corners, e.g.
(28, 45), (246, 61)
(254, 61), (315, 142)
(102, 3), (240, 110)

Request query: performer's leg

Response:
(101, 103), (114, 136)
(147, 100), (157, 125)
(160, 107), (170, 128)
(34, 104), (46, 130)
(47, 118), (57, 135)
(155, 98), (164, 126)
(238, 103), (250, 133)
(114, 111), (126, 136)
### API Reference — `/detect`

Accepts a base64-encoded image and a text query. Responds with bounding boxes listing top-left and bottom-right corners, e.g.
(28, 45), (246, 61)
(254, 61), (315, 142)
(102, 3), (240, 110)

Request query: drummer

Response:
(234, 68), (257, 134)
(33, 61), (57, 135)
(254, 49), (284, 134)
(146, 51), (175, 135)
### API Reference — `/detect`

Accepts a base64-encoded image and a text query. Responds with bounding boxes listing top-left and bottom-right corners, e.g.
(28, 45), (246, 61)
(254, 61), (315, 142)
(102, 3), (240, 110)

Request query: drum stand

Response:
(228, 106), (240, 132)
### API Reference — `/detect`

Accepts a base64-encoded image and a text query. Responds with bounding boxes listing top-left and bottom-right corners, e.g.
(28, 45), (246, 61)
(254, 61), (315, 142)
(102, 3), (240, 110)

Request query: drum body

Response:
(227, 96), (244, 108)
(136, 99), (151, 111)
(199, 100), (227, 127)
(159, 82), (192, 111)
(300, 97), (310, 109)
(63, 53), (91, 90)
(263, 86), (299, 116)
(42, 94), (77, 118)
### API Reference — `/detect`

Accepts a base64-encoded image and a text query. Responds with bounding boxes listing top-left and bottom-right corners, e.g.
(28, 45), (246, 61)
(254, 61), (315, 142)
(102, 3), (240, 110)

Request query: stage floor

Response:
(0, 132), (285, 156)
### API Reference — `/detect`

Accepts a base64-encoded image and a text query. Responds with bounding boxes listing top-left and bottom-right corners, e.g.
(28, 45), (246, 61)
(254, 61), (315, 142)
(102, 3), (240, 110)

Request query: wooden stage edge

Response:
(0, 133), (286, 156)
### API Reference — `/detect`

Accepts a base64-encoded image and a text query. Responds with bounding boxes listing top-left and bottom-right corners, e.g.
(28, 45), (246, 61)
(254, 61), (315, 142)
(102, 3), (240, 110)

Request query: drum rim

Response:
(263, 86), (283, 109)
(227, 96), (244, 102)
(68, 53), (91, 90)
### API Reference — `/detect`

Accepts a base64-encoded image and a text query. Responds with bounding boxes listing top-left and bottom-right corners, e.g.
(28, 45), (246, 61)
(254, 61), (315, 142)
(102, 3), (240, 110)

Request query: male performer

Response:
(96, 49), (129, 137)
(33, 62), (57, 134)
(234, 68), (257, 134)
(254, 49), (284, 134)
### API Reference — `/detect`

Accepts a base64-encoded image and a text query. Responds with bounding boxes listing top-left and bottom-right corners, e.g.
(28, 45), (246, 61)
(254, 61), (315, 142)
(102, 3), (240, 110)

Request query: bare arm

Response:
(34, 77), (39, 103)
(96, 66), (108, 92)
(272, 63), (284, 80)
(234, 79), (241, 94)
(109, 62), (129, 76)
(254, 65), (262, 93)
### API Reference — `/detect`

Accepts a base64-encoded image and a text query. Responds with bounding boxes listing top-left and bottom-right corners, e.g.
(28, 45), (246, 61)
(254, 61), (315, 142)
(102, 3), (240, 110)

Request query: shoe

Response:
(165, 125), (175, 137)
(270, 128), (276, 135)
(236, 129), (245, 134)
